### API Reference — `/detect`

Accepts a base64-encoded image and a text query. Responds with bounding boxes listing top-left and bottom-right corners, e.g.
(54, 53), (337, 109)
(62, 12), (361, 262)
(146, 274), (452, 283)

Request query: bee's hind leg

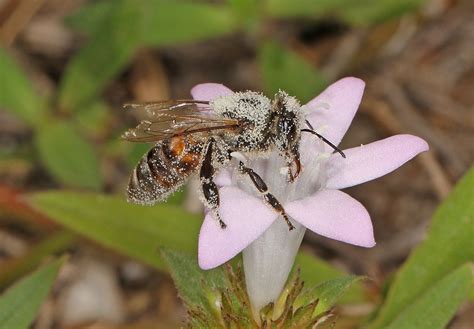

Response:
(237, 161), (295, 231)
(200, 139), (226, 229)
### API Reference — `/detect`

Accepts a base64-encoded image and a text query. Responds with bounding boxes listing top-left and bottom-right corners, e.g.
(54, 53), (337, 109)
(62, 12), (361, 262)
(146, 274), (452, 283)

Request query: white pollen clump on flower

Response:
(279, 166), (289, 176)
(315, 124), (329, 134)
(230, 151), (248, 164)
(318, 152), (331, 160)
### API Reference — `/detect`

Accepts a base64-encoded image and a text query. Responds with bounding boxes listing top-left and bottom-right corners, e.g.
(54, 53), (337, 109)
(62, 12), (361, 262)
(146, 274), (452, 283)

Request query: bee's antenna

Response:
(302, 120), (346, 158)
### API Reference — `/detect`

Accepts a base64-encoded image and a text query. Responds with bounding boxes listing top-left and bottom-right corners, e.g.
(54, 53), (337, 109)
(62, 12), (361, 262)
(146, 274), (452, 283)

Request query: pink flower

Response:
(191, 78), (428, 310)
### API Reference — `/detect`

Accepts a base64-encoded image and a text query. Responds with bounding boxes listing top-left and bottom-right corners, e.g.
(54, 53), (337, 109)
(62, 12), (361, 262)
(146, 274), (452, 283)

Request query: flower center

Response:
(232, 129), (329, 205)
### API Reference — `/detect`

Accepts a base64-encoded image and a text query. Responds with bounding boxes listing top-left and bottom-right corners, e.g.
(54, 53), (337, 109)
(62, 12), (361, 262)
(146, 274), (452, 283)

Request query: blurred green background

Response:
(0, 0), (473, 328)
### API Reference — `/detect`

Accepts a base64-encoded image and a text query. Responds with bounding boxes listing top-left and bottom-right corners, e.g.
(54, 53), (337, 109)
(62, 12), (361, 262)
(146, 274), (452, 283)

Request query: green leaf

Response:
(340, 0), (427, 25)
(259, 41), (327, 103)
(0, 258), (64, 329)
(0, 47), (46, 126)
(265, 0), (346, 19)
(58, 0), (142, 111)
(35, 121), (103, 190)
(27, 192), (202, 270)
(61, 0), (239, 110)
(161, 248), (226, 312)
(311, 275), (366, 313)
(295, 250), (365, 304)
(75, 100), (110, 137)
(386, 264), (473, 329)
(369, 168), (474, 328)
(65, 1), (112, 34)
(227, 0), (261, 31)
(141, 0), (239, 46)
(0, 231), (75, 290)
(68, 0), (239, 46)
(296, 250), (347, 286)
(265, 0), (427, 25)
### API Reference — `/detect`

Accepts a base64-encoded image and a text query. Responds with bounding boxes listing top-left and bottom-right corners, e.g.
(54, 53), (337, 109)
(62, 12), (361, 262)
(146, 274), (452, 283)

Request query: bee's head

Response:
(273, 91), (302, 181)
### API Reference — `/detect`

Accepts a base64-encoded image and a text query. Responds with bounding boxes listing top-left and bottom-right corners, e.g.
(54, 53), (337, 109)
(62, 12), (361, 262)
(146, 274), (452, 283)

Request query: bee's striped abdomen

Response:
(127, 136), (203, 205)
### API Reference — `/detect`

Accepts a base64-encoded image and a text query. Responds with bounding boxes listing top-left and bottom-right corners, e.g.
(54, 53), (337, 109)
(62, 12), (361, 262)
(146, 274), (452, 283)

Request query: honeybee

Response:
(122, 90), (344, 230)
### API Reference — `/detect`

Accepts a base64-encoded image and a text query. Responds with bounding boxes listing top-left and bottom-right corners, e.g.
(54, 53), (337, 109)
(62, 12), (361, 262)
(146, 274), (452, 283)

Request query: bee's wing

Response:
(123, 100), (212, 117)
(121, 102), (239, 143)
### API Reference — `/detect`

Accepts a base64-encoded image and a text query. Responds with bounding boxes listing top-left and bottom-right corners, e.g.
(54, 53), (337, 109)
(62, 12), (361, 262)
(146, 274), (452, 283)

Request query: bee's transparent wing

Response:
(123, 99), (211, 117)
(121, 101), (239, 143)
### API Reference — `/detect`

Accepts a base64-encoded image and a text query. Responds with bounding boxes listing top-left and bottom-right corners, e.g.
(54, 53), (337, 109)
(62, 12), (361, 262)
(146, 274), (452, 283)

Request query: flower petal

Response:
(191, 83), (233, 101)
(198, 186), (278, 269)
(286, 190), (375, 247)
(325, 134), (429, 190)
(215, 169), (233, 187)
(305, 77), (365, 149)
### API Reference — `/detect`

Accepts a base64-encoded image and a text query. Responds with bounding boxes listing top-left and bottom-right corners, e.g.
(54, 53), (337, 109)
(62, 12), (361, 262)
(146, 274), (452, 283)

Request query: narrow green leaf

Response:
(161, 248), (226, 312)
(265, 0), (427, 25)
(35, 121), (102, 190)
(369, 168), (474, 328)
(142, 0), (239, 46)
(27, 192), (202, 270)
(259, 41), (327, 103)
(58, 0), (141, 111)
(340, 0), (428, 25)
(295, 250), (365, 304)
(265, 0), (346, 18)
(228, 0), (261, 32)
(0, 231), (75, 290)
(65, 0), (112, 34)
(61, 0), (239, 110)
(296, 250), (347, 286)
(0, 258), (64, 329)
(0, 47), (46, 125)
(309, 275), (365, 313)
(386, 264), (473, 329)
(75, 100), (110, 137)
(68, 0), (239, 46)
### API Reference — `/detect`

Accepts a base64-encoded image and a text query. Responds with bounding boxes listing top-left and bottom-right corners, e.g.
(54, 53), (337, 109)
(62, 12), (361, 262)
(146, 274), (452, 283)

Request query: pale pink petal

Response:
(198, 186), (278, 269)
(304, 77), (365, 149)
(191, 83), (233, 101)
(215, 169), (232, 187)
(325, 134), (429, 190)
(286, 190), (375, 247)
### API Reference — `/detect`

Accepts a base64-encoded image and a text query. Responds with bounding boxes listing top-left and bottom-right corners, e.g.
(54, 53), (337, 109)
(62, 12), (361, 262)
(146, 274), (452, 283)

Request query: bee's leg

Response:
(200, 139), (226, 229)
(237, 161), (295, 231)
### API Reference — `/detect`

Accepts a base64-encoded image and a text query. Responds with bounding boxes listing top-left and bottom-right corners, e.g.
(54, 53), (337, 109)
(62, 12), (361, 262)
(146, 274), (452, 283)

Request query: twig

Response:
(402, 78), (474, 129)
(0, 185), (57, 231)
(320, 28), (367, 80)
(377, 77), (467, 176)
(129, 50), (171, 103)
(0, 0), (47, 46)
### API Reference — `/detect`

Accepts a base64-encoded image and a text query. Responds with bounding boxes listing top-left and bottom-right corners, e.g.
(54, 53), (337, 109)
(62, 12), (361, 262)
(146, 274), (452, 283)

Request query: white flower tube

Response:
(239, 136), (327, 311)
(243, 220), (306, 311)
